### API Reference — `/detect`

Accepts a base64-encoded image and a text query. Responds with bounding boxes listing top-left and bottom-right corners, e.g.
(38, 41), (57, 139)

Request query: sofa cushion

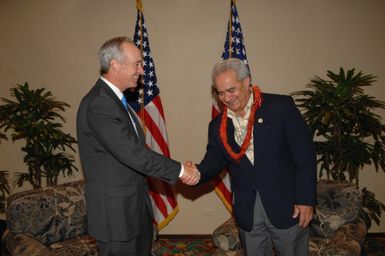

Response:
(309, 218), (367, 256)
(48, 235), (99, 256)
(212, 218), (242, 252)
(311, 180), (362, 238)
(6, 180), (87, 245)
(4, 233), (51, 256)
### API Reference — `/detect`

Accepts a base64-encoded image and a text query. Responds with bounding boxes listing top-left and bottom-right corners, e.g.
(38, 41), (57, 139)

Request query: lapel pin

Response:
(258, 118), (263, 123)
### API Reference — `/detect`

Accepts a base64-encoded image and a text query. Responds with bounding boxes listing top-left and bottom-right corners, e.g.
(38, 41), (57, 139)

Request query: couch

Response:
(2, 180), (99, 256)
(211, 179), (367, 256)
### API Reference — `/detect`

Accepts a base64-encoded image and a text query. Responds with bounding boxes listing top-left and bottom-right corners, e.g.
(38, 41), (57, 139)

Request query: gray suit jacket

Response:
(77, 78), (180, 242)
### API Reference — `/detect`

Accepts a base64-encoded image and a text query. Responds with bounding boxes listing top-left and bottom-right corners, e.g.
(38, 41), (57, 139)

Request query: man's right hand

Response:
(180, 162), (200, 186)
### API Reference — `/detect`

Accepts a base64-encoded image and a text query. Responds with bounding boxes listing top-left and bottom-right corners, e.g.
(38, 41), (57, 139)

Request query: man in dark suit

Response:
(77, 36), (199, 256)
(191, 58), (317, 256)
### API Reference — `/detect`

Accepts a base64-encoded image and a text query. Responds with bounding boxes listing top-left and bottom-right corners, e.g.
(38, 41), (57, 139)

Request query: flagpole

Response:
(216, 0), (249, 214)
(136, 0), (146, 134)
(228, 0), (234, 58)
(131, 0), (179, 231)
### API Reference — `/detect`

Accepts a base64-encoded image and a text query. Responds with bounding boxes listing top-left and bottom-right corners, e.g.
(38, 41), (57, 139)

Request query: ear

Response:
(110, 60), (120, 73)
(243, 76), (251, 87)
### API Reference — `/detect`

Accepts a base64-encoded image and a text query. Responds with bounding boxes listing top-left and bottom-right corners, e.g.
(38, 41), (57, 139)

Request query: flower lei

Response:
(219, 86), (262, 162)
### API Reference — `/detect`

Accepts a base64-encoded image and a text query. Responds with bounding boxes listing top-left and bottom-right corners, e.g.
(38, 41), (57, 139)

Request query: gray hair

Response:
(98, 36), (134, 75)
(211, 58), (250, 86)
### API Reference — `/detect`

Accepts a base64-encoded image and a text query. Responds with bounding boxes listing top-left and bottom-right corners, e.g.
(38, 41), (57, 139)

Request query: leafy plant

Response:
(0, 133), (10, 213)
(292, 68), (385, 229)
(0, 82), (78, 188)
(0, 170), (10, 213)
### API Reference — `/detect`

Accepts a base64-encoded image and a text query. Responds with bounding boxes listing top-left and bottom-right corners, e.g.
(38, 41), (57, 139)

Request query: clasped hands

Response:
(180, 161), (200, 186)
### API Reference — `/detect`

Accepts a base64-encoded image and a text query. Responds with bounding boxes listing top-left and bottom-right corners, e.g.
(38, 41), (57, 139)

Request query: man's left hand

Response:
(292, 204), (313, 228)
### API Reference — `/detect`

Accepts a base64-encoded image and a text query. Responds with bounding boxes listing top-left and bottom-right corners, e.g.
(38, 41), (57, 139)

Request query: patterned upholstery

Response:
(312, 180), (362, 238)
(212, 218), (244, 256)
(212, 180), (367, 256)
(2, 180), (100, 256)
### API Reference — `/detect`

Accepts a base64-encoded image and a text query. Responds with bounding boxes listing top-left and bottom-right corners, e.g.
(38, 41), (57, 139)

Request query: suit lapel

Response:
(97, 79), (145, 143)
(226, 118), (238, 151)
(225, 118), (254, 169)
(126, 106), (146, 144)
(253, 101), (268, 166)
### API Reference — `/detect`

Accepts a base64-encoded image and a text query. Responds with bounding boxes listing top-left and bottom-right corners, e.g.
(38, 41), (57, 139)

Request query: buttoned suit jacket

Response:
(197, 93), (317, 231)
(77, 78), (180, 242)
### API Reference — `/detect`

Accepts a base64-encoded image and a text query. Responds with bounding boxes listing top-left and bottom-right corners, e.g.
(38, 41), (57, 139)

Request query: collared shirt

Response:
(227, 93), (254, 164)
(100, 76), (139, 136)
(100, 76), (123, 100)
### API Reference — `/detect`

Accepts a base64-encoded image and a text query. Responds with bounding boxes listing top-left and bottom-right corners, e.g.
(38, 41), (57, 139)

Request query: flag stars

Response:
(221, 2), (249, 73)
(132, 12), (160, 110)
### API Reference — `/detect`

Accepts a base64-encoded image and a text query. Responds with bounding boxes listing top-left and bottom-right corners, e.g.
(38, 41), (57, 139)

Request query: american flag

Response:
(127, 1), (178, 230)
(213, 0), (250, 213)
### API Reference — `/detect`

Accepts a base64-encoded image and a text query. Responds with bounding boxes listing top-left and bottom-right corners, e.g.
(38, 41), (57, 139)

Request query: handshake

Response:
(180, 161), (200, 186)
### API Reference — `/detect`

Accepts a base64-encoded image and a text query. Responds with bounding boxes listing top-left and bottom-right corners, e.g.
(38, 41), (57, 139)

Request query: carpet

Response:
(154, 235), (385, 256)
(154, 236), (216, 256)
(363, 235), (385, 256)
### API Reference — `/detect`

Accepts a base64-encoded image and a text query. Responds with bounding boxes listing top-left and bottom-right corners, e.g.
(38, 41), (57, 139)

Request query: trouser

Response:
(96, 208), (153, 256)
(238, 192), (309, 256)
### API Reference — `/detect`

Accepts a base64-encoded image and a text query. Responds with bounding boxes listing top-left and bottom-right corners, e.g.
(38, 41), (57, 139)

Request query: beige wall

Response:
(0, 0), (384, 234)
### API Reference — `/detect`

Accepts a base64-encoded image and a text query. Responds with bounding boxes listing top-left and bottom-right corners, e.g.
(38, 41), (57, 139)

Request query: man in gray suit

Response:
(77, 36), (199, 256)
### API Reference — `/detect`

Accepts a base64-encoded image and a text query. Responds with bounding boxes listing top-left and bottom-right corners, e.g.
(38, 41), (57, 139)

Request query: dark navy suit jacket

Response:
(197, 93), (317, 231)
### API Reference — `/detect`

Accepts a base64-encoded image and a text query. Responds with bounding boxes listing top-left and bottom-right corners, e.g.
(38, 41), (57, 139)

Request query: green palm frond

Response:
(0, 82), (78, 189)
(292, 67), (385, 229)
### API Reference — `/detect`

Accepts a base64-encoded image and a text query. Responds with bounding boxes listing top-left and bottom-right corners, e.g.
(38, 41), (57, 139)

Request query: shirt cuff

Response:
(179, 164), (184, 177)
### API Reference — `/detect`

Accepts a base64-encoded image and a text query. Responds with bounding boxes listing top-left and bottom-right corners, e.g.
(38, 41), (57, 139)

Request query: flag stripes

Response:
(129, 3), (178, 230)
(213, 0), (250, 213)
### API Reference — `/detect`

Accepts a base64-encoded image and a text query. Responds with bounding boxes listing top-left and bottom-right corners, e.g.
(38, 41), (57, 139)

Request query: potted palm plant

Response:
(292, 68), (385, 229)
(0, 82), (78, 189)
(0, 133), (10, 213)
(0, 132), (10, 252)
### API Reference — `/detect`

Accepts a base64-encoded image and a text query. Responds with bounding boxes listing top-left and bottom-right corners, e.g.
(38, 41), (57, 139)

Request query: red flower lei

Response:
(219, 86), (262, 162)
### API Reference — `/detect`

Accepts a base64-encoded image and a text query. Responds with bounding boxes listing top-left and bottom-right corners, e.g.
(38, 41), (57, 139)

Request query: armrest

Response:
(318, 218), (367, 256)
(2, 230), (50, 255)
(212, 218), (242, 251)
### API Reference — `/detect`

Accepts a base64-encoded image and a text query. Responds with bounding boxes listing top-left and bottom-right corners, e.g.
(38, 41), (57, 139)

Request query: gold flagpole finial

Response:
(136, 0), (143, 11)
